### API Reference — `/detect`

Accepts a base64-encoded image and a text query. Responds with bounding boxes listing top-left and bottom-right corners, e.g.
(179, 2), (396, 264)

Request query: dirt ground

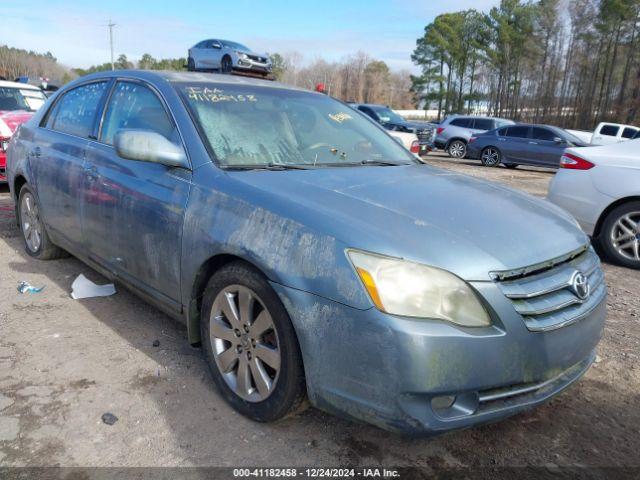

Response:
(0, 153), (638, 469)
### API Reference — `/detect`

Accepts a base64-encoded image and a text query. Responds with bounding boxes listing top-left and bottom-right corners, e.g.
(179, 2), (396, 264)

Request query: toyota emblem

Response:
(570, 271), (590, 300)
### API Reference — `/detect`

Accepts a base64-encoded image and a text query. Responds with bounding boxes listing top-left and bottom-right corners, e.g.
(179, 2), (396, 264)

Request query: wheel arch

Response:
(186, 253), (274, 345)
(593, 196), (640, 238)
(12, 174), (28, 225)
(445, 137), (468, 150)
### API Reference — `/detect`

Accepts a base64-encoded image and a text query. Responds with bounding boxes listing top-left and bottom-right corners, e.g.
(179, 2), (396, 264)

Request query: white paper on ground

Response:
(70, 274), (116, 300)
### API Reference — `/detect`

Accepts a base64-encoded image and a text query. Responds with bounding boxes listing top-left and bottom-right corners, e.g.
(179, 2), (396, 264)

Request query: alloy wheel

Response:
(610, 211), (640, 262)
(20, 192), (42, 253)
(481, 148), (500, 166)
(448, 141), (466, 158)
(210, 285), (281, 402)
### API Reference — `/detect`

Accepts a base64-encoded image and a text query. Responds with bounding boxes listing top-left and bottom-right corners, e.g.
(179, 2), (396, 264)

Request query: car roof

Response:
(64, 70), (309, 93)
(353, 103), (391, 109)
(0, 80), (42, 90)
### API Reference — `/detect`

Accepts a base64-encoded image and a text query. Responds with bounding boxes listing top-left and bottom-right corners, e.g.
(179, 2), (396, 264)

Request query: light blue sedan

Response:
(7, 71), (606, 434)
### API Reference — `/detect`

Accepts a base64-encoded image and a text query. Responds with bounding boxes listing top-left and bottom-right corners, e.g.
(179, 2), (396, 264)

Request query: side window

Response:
(622, 127), (637, 139)
(100, 81), (179, 147)
(496, 127), (508, 136)
(450, 118), (471, 128)
(531, 127), (557, 141)
(472, 118), (494, 130)
(358, 106), (377, 121)
(49, 82), (108, 138)
(505, 126), (530, 138)
(599, 124), (619, 137)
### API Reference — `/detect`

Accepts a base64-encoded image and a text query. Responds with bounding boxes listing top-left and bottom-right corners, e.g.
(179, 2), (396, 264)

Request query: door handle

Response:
(498, 138), (506, 142)
(528, 141), (538, 145)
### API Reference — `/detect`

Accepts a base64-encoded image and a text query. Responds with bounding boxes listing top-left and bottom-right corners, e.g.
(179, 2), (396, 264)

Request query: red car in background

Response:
(0, 80), (48, 182)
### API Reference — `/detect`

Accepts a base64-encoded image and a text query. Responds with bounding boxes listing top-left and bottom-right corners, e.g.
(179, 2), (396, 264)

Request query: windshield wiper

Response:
(359, 159), (412, 166)
(221, 162), (313, 171)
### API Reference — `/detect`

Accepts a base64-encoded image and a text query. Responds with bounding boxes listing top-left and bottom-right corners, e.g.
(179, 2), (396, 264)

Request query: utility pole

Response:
(107, 19), (116, 70)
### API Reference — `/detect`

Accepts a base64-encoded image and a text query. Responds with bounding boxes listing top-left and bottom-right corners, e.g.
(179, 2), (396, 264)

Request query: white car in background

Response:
(388, 130), (420, 156)
(566, 122), (639, 146)
(548, 140), (640, 269)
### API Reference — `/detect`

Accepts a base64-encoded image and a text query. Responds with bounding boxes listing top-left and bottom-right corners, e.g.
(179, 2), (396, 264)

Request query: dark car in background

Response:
(467, 124), (590, 168)
(351, 103), (435, 155)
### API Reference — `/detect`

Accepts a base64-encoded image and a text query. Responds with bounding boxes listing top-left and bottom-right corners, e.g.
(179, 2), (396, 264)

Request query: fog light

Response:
(431, 395), (456, 411)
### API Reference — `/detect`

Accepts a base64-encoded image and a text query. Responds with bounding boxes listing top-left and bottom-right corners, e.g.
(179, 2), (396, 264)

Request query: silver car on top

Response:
(188, 39), (272, 75)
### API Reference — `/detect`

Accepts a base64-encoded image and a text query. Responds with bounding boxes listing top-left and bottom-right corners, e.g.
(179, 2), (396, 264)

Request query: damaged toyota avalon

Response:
(7, 71), (606, 434)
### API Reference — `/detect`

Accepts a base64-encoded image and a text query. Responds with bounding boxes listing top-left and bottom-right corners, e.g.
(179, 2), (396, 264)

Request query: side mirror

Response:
(211, 43), (222, 49)
(553, 137), (564, 144)
(114, 129), (188, 168)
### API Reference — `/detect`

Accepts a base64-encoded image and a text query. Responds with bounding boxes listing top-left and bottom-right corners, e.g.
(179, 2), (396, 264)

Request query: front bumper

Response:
(235, 58), (271, 73)
(272, 279), (605, 435)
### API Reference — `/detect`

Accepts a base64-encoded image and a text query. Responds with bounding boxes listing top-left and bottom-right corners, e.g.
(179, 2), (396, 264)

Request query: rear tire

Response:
(480, 147), (501, 167)
(447, 140), (467, 159)
(596, 201), (640, 270)
(18, 184), (67, 260)
(200, 261), (307, 421)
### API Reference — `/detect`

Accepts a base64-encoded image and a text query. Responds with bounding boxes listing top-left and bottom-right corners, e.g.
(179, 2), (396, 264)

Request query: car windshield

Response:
(177, 83), (417, 168)
(0, 86), (47, 112)
(369, 106), (406, 124)
(221, 40), (251, 52)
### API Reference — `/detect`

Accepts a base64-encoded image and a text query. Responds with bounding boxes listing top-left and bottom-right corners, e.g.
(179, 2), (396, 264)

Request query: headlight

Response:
(347, 250), (491, 327)
(237, 51), (248, 59)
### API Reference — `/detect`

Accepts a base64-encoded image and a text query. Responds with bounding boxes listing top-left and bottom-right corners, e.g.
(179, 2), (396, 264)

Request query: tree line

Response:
(411, 0), (640, 128)
(270, 51), (417, 109)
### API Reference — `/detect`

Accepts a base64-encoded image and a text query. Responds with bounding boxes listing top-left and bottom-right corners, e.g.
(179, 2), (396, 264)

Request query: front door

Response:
(82, 80), (191, 306)
(529, 127), (566, 167)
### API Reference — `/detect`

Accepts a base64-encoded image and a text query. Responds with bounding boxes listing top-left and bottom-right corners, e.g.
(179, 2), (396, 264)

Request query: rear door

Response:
(32, 80), (110, 251)
(82, 79), (191, 306)
(500, 125), (531, 164)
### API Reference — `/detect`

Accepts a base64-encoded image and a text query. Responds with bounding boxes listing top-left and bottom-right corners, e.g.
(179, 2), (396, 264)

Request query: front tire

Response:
(221, 55), (233, 74)
(200, 262), (307, 421)
(18, 185), (67, 260)
(480, 147), (502, 167)
(596, 201), (640, 269)
(447, 140), (467, 159)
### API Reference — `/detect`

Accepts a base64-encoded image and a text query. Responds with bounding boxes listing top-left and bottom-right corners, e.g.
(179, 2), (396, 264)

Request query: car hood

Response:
(0, 110), (34, 137)
(229, 165), (588, 281)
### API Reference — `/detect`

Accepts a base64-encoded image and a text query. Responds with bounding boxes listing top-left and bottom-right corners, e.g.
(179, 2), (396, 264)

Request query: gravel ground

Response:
(0, 153), (638, 469)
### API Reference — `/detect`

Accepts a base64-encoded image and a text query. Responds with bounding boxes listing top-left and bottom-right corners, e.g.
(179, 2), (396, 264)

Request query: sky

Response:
(4, 0), (499, 72)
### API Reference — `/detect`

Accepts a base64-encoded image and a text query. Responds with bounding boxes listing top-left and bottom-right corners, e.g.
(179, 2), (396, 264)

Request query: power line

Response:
(107, 19), (116, 70)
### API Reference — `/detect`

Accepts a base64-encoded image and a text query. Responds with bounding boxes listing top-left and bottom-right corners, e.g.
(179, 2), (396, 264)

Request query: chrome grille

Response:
(494, 247), (606, 332)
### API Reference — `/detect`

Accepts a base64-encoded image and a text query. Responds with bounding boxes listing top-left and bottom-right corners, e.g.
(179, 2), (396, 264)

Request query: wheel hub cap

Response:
(611, 211), (640, 262)
(210, 285), (281, 402)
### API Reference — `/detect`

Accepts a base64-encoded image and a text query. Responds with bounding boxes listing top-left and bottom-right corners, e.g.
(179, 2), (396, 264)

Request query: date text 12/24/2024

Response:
(233, 468), (401, 478)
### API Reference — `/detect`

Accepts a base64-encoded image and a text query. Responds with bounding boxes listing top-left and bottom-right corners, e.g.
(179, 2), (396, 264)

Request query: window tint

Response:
(101, 81), (179, 146)
(496, 127), (508, 136)
(505, 126), (530, 138)
(358, 106), (377, 120)
(622, 127), (637, 139)
(473, 118), (494, 130)
(531, 127), (557, 141)
(50, 82), (108, 138)
(600, 124), (619, 136)
(450, 118), (471, 128)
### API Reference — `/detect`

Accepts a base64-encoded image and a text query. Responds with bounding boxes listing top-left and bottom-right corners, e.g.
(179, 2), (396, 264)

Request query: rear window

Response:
(450, 118), (472, 128)
(505, 126), (530, 138)
(473, 118), (494, 130)
(622, 127), (638, 139)
(600, 124), (620, 136)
